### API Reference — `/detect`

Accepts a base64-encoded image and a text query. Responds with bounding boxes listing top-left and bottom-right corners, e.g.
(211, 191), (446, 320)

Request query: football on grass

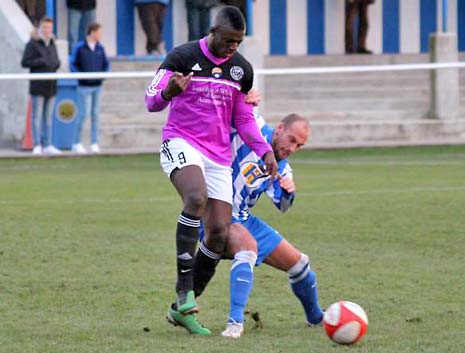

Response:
(323, 301), (368, 345)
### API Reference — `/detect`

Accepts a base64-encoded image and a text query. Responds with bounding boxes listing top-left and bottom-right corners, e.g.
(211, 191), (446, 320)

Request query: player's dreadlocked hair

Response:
(214, 6), (246, 32)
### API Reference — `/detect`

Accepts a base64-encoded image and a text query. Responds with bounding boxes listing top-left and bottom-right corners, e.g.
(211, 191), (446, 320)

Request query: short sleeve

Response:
(159, 48), (186, 74)
(240, 61), (254, 94)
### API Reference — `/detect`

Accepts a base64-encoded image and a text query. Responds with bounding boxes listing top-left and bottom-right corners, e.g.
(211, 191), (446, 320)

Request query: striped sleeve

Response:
(145, 48), (185, 112)
(266, 162), (295, 212)
(145, 68), (173, 112)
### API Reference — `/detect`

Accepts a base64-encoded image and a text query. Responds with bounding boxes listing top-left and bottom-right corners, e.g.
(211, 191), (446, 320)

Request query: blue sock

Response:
(229, 251), (256, 323)
(289, 254), (323, 324)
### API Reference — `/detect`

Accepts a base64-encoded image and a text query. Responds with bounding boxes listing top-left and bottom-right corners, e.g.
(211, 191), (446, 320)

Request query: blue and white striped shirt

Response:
(231, 115), (295, 222)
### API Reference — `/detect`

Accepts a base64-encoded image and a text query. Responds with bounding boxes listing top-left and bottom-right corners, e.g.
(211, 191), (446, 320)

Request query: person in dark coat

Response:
(345, 0), (375, 54)
(21, 16), (61, 155)
(185, 0), (217, 41)
(70, 22), (110, 154)
(67, 0), (96, 52)
(134, 0), (169, 56)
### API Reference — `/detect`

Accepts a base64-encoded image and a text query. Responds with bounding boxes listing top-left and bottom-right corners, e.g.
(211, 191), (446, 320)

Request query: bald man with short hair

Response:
(196, 113), (324, 338)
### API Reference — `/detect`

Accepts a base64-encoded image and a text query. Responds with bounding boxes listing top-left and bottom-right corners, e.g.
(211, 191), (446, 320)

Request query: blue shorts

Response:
(233, 215), (283, 265)
(199, 215), (283, 266)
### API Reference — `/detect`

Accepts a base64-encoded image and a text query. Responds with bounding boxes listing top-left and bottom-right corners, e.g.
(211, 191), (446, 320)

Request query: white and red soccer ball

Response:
(323, 301), (368, 345)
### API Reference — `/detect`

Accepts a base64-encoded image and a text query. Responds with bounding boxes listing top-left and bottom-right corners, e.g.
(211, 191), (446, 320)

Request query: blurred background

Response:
(1, 0), (465, 154)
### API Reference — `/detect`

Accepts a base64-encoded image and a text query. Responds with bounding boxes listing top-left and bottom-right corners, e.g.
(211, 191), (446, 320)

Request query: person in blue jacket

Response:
(70, 22), (109, 154)
(134, 0), (170, 56)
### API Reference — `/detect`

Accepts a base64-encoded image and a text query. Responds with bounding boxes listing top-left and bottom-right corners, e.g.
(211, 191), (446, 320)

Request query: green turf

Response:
(1, 146), (464, 353)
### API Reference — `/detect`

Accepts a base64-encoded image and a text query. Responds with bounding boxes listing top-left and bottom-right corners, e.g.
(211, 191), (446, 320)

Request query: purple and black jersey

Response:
(145, 37), (271, 166)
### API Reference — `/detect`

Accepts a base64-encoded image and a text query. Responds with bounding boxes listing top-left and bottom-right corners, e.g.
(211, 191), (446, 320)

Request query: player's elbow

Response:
(145, 97), (162, 112)
(145, 92), (170, 112)
(279, 196), (294, 213)
(146, 104), (159, 112)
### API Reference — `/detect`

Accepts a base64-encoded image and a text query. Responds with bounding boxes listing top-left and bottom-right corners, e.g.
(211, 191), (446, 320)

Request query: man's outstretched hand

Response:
(277, 174), (295, 193)
(262, 151), (278, 184)
(162, 72), (193, 100)
(245, 89), (262, 106)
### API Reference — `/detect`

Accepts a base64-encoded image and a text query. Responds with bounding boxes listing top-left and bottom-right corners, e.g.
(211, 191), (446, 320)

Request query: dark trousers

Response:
(186, 6), (211, 41)
(136, 3), (166, 53)
(345, 0), (369, 53)
(220, 0), (246, 20)
(17, 0), (45, 26)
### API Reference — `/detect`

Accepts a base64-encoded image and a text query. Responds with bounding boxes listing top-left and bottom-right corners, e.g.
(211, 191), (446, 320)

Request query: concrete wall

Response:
(0, 0), (33, 147)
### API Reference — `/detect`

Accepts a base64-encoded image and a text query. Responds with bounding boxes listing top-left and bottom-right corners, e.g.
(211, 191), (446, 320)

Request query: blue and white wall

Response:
(52, 0), (465, 57)
(258, 0), (465, 55)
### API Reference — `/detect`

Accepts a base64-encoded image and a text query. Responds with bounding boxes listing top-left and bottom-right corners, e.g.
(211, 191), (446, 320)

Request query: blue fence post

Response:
(45, 0), (54, 17)
(45, 0), (56, 33)
(116, 0), (135, 56)
(246, 0), (253, 35)
(161, 1), (173, 51)
(442, 0), (448, 32)
(420, 0), (437, 53)
(382, 0), (400, 53)
(459, 0), (465, 51)
(307, 0), (325, 55)
(269, 0), (287, 55)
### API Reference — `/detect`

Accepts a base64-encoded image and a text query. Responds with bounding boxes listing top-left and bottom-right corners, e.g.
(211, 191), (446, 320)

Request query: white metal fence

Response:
(1, 62), (465, 81)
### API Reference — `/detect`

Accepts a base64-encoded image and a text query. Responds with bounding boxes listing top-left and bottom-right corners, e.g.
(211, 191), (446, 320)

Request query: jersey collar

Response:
(264, 127), (274, 145)
(199, 37), (230, 66)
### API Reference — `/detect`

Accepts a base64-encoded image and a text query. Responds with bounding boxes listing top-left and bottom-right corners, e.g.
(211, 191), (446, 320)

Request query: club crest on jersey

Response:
(211, 67), (223, 78)
(240, 162), (267, 187)
(230, 66), (244, 81)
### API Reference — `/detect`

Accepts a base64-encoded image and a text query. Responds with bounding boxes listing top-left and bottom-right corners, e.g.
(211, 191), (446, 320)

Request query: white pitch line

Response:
(298, 185), (465, 197)
(0, 158), (463, 172)
(0, 196), (175, 206)
(290, 159), (465, 166)
(0, 163), (155, 172)
(1, 186), (464, 206)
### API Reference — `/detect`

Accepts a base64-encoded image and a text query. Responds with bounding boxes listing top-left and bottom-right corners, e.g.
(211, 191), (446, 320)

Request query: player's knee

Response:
(184, 191), (207, 214)
(205, 222), (229, 253)
(205, 237), (225, 253)
(227, 228), (257, 255)
(233, 250), (257, 269)
(240, 234), (257, 253)
(288, 253), (313, 283)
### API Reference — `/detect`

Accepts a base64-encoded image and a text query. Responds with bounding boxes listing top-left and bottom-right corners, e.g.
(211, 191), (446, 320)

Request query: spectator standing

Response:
(345, 0), (375, 54)
(21, 16), (61, 156)
(134, 0), (169, 56)
(185, 0), (217, 41)
(70, 22), (109, 154)
(220, 0), (246, 22)
(67, 0), (96, 52)
(16, 0), (45, 26)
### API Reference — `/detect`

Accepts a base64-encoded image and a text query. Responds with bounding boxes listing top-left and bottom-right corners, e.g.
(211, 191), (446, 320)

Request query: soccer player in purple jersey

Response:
(145, 6), (278, 334)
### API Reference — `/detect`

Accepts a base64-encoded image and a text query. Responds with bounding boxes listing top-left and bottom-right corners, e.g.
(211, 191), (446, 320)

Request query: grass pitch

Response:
(1, 146), (465, 353)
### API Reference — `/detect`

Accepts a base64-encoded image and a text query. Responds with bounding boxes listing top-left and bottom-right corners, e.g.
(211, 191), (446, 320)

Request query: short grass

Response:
(1, 146), (465, 353)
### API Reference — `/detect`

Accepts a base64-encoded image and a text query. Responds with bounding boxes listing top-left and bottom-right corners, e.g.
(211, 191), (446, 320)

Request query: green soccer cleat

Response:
(176, 290), (199, 314)
(166, 305), (211, 335)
